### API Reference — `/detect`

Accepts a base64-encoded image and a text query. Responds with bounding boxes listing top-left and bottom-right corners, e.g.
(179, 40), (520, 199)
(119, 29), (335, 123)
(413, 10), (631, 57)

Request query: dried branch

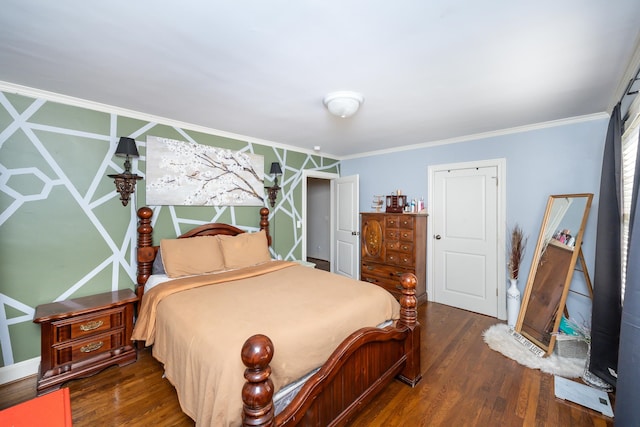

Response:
(508, 224), (528, 280)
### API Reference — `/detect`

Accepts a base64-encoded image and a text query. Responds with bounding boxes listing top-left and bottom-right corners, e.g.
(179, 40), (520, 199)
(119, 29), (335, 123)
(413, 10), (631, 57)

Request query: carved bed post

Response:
(136, 207), (154, 302)
(397, 273), (422, 386)
(259, 207), (272, 246)
(241, 334), (276, 427)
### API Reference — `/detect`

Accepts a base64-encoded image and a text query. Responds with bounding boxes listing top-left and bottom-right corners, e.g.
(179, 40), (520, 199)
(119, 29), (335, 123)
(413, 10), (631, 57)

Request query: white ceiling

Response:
(1, 1), (639, 158)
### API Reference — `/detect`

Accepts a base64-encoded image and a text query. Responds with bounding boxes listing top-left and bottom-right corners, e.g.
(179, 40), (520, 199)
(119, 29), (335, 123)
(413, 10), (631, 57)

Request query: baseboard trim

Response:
(0, 357), (39, 385)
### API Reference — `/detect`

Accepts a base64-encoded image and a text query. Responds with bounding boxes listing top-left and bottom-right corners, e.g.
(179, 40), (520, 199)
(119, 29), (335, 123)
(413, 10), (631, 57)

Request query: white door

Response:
(431, 163), (501, 317)
(333, 175), (359, 278)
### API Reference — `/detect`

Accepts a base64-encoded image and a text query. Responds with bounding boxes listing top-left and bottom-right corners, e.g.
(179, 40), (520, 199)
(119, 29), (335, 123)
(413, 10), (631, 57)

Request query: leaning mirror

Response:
(515, 193), (593, 356)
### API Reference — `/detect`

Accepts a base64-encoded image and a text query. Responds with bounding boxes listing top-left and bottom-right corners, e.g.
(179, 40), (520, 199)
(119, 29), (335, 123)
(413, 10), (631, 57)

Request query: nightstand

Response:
(33, 289), (138, 395)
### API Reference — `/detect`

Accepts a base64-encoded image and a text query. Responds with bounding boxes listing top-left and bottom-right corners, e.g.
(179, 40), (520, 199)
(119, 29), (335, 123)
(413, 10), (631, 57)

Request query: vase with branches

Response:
(507, 224), (528, 327)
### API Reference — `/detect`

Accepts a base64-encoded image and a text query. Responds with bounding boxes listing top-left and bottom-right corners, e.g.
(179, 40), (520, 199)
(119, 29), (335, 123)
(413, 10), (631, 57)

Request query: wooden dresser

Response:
(33, 289), (137, 395)
(361, 212), (427, 303)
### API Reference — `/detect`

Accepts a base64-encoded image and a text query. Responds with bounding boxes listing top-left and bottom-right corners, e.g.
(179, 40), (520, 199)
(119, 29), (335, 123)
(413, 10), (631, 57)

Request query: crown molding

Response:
(0, 81), (329, 159)
(341, 112), (609, 160)
(0, 80), (609, 162)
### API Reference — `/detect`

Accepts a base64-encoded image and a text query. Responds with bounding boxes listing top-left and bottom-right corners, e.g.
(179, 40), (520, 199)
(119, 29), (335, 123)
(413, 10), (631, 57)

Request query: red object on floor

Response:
(0, 387), (72, 426)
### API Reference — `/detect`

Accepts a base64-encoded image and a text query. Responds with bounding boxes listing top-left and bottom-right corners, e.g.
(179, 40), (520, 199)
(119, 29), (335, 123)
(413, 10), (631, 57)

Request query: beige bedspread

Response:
(132, 261), (400, 426)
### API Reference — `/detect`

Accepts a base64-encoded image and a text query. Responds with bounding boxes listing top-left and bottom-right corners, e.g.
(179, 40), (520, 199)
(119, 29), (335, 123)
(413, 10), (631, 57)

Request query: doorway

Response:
(428, 159), (506, 319)
(306, 177), (331, 271)
(302, 170), (339, 272)
(302, 171), (359, 278)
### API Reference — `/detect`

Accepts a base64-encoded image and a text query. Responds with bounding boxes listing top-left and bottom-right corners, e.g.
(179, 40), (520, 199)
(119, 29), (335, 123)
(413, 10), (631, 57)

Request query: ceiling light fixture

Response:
(323, 91), (364, 118)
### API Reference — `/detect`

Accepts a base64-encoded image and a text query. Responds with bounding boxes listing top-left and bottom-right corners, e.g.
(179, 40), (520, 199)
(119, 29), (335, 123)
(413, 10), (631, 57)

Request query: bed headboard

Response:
(135, 206), (271, 300)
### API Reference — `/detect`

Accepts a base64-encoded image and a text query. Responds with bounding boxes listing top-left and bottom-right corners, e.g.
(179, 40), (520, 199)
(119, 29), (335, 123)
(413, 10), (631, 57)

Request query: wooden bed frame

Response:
(135, 206), (421, 427)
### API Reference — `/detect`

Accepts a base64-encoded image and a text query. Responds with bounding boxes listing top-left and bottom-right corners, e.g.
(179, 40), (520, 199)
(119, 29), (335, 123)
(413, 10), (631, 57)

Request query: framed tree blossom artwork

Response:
(146, 136), (265, 206)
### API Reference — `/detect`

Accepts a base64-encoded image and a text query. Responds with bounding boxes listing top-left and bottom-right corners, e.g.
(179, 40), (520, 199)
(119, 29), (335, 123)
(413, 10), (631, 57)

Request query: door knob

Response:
(435, 234), (442, 240)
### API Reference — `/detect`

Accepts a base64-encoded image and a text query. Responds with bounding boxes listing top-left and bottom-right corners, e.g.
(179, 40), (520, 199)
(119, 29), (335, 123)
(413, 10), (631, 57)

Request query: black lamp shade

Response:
(269, 162), (282, 175)
(115, 137), (139, 157)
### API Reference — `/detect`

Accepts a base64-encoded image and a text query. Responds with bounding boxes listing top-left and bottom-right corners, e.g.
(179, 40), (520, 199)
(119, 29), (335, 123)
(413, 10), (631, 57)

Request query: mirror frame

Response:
(515, 193), (593, 356)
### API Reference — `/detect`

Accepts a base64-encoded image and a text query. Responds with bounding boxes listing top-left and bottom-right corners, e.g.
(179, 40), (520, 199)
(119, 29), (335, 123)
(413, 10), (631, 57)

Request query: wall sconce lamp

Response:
(265, 162), (282, 208)
(108, 137), (142, 206)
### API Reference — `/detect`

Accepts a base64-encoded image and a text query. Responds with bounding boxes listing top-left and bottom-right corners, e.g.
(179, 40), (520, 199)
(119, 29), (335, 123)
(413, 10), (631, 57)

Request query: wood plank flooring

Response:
(307, 257), (330, 271)
(0, 302), (614, 426)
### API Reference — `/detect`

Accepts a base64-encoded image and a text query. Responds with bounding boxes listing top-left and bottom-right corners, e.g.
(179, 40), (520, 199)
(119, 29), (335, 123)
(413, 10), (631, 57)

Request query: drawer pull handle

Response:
(365, 278), (377, 283)
(80, 320), (103, 331)
(367, 266), (375, 271)
(80, 341), (104, 353)
(396, 285), (403, 290)
(394, 272), (404, 276)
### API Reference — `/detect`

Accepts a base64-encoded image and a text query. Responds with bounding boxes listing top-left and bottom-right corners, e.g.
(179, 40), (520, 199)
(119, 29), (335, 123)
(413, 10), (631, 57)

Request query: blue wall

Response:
(342, 116), (609, 324)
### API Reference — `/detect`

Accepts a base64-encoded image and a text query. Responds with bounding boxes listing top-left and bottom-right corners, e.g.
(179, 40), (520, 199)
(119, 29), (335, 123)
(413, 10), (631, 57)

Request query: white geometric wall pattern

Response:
(0, 89), (339, 368)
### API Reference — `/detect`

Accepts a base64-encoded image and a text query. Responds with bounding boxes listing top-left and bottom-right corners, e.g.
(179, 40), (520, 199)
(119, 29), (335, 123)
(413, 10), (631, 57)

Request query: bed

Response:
(132, 206), (421, 426)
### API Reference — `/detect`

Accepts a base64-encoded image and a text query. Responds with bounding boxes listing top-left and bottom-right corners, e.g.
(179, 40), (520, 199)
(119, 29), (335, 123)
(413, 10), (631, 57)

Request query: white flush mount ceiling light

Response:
(323, 91), (364, 118)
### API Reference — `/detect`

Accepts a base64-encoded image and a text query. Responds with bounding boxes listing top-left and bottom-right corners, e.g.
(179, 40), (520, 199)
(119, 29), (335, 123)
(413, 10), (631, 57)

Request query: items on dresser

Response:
(33, 289), (137, 395)
(385, 195), (407, 213)
(360, 212), (427, 303)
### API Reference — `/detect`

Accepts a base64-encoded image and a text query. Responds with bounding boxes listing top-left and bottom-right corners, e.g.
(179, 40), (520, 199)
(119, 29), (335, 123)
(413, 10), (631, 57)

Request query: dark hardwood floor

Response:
(0, 302), (613, 426)
(307, 257), (330, 271)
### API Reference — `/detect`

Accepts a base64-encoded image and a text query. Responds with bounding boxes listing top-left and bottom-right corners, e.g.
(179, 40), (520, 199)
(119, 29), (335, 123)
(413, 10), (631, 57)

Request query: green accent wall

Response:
(0, 90), (339, 367)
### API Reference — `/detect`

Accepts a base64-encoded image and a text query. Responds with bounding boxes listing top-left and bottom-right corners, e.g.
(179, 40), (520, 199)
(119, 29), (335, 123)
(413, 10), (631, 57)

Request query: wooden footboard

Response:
(241, 273), (421, 427)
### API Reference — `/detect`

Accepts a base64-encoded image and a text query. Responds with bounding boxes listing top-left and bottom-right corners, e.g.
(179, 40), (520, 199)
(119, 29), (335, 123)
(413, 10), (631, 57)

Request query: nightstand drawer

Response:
(52, 308), (123, 343)
(51, 329), (126, 367)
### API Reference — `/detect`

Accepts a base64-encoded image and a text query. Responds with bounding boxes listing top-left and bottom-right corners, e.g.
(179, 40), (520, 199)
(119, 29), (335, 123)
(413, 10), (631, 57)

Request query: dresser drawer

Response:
(51, 308), (124, 344)
(398, 229), (414, 242)
(385, 215), (401, 228)
(361, 264), (413, 297)
(362, 275), (403, 296)
(386, 251), (414, 267)
(385, 229), (399, 240)
(398, 216), (414, 229)
(386, 240), (414, 253)
(362, 262), (412, 281)
(51, 329), (126, 367)
(386, 229), (414, 242)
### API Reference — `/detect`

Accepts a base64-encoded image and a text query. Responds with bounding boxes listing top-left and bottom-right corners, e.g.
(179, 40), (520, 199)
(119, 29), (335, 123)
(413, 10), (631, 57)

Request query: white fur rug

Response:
(483, 324), (586, 378)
